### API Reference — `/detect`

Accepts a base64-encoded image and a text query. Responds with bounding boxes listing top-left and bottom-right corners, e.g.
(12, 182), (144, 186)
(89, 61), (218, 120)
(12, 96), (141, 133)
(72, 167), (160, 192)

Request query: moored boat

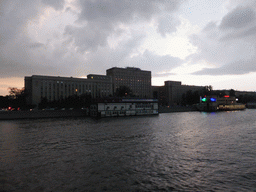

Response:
(196, 95), (246, 112)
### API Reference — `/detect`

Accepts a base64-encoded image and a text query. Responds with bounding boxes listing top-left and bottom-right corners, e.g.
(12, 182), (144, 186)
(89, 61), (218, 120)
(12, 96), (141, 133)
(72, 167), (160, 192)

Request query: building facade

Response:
(153, 81), (205, 106)
(106, 67), (152, 98)
(152, 86), (167, 106)
(25, 75), (113, 106)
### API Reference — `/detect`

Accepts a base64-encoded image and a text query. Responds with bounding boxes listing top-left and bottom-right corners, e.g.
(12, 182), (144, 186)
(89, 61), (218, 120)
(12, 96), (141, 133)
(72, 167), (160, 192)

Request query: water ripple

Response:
(1, 110), (256, 191)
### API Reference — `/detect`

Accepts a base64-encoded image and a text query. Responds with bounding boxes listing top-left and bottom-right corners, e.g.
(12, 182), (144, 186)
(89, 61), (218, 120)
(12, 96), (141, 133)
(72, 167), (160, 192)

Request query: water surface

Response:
(1, 110), (256, 191)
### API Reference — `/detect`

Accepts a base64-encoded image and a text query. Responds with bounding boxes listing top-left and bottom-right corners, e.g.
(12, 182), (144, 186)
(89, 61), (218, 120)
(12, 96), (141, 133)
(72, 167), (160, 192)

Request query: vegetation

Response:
(237, 94), (256, 104)
(0, 87), (30, 110)
(181, 86), (212, 106)
(0, 87), (93, 110)
(0, 96), (9, 109)
(1, 86), (256, 110)
(181, 90), (200, 105)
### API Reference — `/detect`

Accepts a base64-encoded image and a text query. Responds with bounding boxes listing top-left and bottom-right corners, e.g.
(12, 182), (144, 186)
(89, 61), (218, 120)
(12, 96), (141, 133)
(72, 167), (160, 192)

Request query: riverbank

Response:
(0, 109), (88, 120)
(159, 105), (197, 113)
(0, 106), (197, 120)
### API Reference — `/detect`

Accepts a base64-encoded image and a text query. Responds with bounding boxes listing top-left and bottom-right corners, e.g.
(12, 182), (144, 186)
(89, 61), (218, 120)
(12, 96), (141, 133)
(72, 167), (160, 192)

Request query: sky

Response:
(1, 0), (256, 95)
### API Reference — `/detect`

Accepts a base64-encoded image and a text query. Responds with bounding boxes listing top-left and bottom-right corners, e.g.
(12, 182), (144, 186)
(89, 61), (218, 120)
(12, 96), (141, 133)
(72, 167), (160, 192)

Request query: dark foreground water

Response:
(1, 110), (256, 191)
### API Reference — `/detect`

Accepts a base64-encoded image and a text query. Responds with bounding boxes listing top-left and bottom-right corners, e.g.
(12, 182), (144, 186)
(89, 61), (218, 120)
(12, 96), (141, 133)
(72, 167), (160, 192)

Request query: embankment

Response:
(159, 105), (197, 113)
(0, 106), (197, 120)
(0, 110), (88, 120)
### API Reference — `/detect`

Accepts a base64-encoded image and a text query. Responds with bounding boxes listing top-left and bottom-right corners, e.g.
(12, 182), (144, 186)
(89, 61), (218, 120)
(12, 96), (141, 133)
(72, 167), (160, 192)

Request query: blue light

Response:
(210, 98), (216, 102)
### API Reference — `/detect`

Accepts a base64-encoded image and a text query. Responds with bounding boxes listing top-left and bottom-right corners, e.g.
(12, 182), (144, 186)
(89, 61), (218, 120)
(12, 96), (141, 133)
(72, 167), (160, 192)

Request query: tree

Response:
(201, 85), (213, 96)
(8, 87), (27, 109)
(38, 97), (48, 109)
(0, 96), (9, 108)
(229, 89), (236, 96)
(8, 87), (25, 99)
(181, 90), (200, 105)
(212, 90), (226, 97)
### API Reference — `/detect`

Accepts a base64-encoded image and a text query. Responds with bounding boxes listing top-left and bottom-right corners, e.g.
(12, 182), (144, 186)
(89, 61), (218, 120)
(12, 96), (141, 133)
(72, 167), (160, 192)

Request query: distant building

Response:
(106, 67), (152, 98)
(153, 81), (205, 106)
(25, 75), (113, 106)
(235, 90), (256, 97)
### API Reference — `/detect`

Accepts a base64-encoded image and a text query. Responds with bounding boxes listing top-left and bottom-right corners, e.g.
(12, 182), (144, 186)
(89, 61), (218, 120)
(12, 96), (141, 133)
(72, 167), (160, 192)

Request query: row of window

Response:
(41, 89), (110, 101)
(135, 104), (154, 109)
(115, 77), (150, 81)
(39, 81), (112, 100)
(40, 82), (111, 89)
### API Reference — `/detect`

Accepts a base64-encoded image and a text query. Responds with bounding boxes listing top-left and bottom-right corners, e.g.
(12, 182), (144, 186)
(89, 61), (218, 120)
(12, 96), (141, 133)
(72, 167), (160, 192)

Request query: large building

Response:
(25, 67), (209, 107)
(106, 67), (152, 98)
(153, 81), (205, 106)
(25, 75), (113, 106)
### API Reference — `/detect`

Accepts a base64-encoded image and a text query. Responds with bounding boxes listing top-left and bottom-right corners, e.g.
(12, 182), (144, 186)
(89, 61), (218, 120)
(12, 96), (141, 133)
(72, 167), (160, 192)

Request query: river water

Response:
(1, 110), (256, 191)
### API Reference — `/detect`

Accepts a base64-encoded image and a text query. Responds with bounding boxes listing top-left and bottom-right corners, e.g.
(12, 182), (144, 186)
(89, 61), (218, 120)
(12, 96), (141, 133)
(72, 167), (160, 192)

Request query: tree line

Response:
(1, 86), (256, 109)
(0, 87), (29, 110)
(0, 85), (135, 110)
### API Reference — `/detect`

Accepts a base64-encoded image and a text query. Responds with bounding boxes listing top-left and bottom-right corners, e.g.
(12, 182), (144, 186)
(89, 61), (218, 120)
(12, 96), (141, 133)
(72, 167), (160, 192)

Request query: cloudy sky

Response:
(1, 0), (256, 95)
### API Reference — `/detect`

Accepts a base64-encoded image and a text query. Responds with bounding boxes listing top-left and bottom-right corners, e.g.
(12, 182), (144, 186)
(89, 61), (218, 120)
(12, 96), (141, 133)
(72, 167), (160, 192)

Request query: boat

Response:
(196, 95), (246, 112)
(90, 98), (159, 117)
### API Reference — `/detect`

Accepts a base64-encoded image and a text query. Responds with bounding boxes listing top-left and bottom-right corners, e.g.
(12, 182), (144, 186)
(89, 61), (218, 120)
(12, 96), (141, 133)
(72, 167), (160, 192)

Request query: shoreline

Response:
(0, 106), (197, 120)
(0, 109), (89, 120)
(158, 105), (197, 113)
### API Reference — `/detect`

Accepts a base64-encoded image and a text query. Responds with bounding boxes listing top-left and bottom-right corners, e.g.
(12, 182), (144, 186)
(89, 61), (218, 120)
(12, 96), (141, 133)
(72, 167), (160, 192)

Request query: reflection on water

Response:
(1, 110), (256, 191)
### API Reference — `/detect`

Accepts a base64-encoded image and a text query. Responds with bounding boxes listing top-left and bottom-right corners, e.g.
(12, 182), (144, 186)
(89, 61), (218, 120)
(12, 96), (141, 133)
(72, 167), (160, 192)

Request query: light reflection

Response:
(1, 122), (20, 164)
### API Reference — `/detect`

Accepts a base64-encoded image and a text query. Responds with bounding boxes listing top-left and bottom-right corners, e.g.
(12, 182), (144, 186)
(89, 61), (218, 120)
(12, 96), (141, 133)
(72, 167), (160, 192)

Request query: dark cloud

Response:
(0, 0), (185, 83)
(125, 50), (182, 74)
(41, 0), (65, 10)
(156, 14), (181, 37)
(0, 0), (84, 79)
(202, 21), (217, 32)
(0, 0), (40, 46)
(82, 31), (183, 76)
(0, 39), (57, 78)
(29, 43), (45, 49)
(193, 57), (256, 75)
(189, 4), (256, 76)
(150, 72), (176, 78)
(0, 1), (45, 77)
(219, 7), (256, 30)
(220, 25), (256, 41)
(218, 6), (256, 41)
(78, 0), (182, 22)
(64, 22), (113, 52)
(65, 0), (185, 52)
